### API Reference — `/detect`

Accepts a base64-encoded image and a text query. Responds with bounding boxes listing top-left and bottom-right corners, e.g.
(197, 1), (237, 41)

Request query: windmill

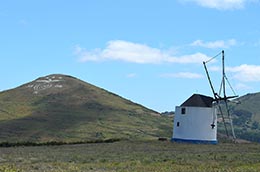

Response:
(203, 50), (238, 142)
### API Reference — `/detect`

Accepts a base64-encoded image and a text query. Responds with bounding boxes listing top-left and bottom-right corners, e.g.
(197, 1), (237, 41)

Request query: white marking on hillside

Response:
(27, 75), (65, 94)
(54, 85), (63, 88)
(36, 79), (60, 83)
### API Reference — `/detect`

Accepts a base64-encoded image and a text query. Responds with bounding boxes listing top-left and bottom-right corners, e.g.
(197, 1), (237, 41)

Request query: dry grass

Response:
(1, 140), (260, 171)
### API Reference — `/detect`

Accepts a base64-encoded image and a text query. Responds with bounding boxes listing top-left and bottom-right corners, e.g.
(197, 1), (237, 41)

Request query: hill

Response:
(228, 93), (260, 142)
(0, 74), (172, 143)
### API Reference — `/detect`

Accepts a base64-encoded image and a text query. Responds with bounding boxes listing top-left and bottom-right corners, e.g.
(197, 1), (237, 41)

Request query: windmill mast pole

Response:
(222, 50), (226, 99)
(203, 62), (217, 100)
(222, 50), (237, 142)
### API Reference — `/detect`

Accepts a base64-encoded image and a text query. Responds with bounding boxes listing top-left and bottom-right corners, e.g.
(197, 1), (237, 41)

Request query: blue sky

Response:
(1, 0), (260, 112)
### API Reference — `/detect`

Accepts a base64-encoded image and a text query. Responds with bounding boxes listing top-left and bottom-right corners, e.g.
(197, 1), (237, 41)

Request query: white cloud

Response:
(75, 40), (211, 64)
(190, 39), (237, 49)
(208, 66), (221, 71)
(227, 64), (260, 82)
(254, 40), (260, 47)
(181, 0), (256, 10)
(101, 40), (164, 64)
(166, 53), (211, 64)
(206, 64), (260, 82)
(160, 72), (203, 79)
(235, 83), (252, 90)
(18, 19), (29, 26)
(126, 73), (137, 78)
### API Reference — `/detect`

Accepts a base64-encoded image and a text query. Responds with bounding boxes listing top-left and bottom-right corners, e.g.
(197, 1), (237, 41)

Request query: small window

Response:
(177, 122), (180, 127)
(181, 108), (186, 114)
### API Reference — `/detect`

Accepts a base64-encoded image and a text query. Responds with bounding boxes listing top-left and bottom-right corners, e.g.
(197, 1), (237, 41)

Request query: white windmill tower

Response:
(172, 93), (218, 144)
(203, 50), (238, 142)
(172, 50), (238, 144)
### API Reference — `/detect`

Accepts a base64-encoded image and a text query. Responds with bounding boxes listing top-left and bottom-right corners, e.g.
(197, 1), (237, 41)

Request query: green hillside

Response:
(228, 93), (260, 142)
(0, 74), (172, 143)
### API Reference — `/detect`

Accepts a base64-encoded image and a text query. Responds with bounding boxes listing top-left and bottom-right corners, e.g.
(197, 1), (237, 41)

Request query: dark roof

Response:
(181, 94), (213, 107)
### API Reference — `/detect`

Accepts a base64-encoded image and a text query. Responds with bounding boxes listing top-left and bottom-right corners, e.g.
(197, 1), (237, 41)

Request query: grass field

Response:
(1, 140), (260, 172)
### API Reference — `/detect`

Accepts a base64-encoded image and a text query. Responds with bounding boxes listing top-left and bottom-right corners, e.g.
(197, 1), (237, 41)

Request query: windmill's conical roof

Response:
(181, 94), (213, 107)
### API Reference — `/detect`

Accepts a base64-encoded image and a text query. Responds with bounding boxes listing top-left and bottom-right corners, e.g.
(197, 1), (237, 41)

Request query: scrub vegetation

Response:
(228, 93), (260, 142)
(0, 74), (172, 143)
(1, 140), (260, 172)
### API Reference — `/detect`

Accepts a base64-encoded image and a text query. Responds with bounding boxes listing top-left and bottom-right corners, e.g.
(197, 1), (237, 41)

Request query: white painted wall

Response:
(172, 106), (217, 141)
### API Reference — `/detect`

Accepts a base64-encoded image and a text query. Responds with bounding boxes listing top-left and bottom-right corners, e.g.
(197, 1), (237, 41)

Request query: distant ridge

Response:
(0, 74), (171, 143)
(227, 93), (260, 142)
